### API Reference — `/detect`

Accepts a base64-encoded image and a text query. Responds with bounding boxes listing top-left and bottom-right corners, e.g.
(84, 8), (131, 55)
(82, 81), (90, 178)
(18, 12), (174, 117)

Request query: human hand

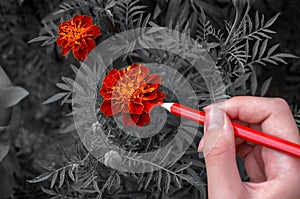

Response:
(198, 97), (300, 199)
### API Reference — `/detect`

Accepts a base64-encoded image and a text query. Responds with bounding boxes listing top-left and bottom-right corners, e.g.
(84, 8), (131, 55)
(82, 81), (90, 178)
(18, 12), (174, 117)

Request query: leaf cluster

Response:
(194, 2), (297, 97)
(26, 1), (299, 199)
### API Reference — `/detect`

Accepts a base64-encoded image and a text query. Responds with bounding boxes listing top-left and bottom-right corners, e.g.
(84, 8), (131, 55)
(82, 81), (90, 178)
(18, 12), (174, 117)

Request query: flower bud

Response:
(232, 0), (246, 12)
(104, 150), (122, 169)
(92, 121), (100, 134)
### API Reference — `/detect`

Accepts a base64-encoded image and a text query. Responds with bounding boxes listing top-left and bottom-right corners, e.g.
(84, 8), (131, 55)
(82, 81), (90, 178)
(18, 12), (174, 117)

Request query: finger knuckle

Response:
(272, 98), (289, 109)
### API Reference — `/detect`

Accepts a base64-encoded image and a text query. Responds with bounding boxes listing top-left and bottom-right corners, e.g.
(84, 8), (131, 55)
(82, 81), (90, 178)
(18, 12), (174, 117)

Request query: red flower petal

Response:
(81, 15), (93, 26)
(139, 65), (150, 76)
(78, 39), (88, 49)
(61, 45), (72, 56)
(73, 49), (88, 61)
(100, 88), (113, 100)
(148, 91), (165, 105)
(122, 112), (136, 126)
(72, 15), (83, 25)
(136, 111), (150, 127)
(132, 97), (142, 104)
(141, 91), (157, 100)
(141, 84), (159, 93)
(146, 74), (161, 84)
(112, 71), (122, 81)
(56, 37), (64, 46)
(58, 22), (69, 31)
(157, 91), (166, 98)
(87, 25), (101, 37)
(112, 102), (122, 114)
(85, 38), (96, 52)
(129, 102), (144, 114)
(129, 64), (140, 69)
(100, 100), (113, 116)
(123, 103), (129, 113)
(130, 114), (140, 124)
(103, 70), (119, 87)
(142, 100), (154, 113)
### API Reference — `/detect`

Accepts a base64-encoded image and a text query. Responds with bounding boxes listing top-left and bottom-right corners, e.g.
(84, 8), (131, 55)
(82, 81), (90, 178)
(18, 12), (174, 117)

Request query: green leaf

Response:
(190, 159), (205, 168)
(276, 53), (298, 59)
(144, 171), (153, 189)
(165, 172), (171, 193)
(157, 170), (162, 191)
(93, 179), (101, 193)
(230, 73), (251, 91)
(0, 65), (12, 88)
(255, 11), (259, 30)
(178, 174), (197, 185)
(272, 56), (287, 64)
(56, 83), (72, 91)
(105, 0), (116, 10)
(50, 171), (58, 189)
(28, 172), (53, 183)
(206, 42), (219, 49)
(267, 44), (280, 56)
(264, 13), (280, 28)
(168, 187), (191, 198)
(70, 64), (79, 74)
(250, 69), (258, 95)
(175, 162), (193, 173)
(172, 175), (182, 188)
(43, 93), (68, 105)
(261, 77), (272, 96)
(252, 40), (260, 61)
(41, 187), (57, 196)
(259, 40), (268, 59)
(68, 167), (75, 181)
(0, 87), (29, 109)
(0, 136), (10, 162)
(58, 168), (65, 188)
(59, 123), (76, 134)
(27, 36), (53, 44)
(83, 175), (94, 188)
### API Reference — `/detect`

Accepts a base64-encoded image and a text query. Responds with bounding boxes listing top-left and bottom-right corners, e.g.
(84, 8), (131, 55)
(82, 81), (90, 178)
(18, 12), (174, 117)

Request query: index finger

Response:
(213, 96), (299, 143)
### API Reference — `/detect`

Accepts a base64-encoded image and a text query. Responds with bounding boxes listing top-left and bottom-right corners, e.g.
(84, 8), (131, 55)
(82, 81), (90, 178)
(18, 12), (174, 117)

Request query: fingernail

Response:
(205, 107), (225, 131)
(198, 137), (205, 152)
(203, 105), (211, 112)
(203, 107), (225, 156)
(203, 101), (224, 112)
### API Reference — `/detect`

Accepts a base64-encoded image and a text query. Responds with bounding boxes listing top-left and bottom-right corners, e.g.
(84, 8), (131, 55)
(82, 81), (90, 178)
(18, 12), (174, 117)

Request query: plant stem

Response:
(224, 10), (240, 46)
(236, 4), (251, 33)
(122, 154), (205, 185)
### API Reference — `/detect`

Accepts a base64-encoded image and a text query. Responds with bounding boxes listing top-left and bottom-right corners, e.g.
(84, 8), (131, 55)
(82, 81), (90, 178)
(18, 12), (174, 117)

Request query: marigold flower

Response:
(104, 150), (122, 169)
(56, 15), (101, 61)
(99, 64), (166, 127)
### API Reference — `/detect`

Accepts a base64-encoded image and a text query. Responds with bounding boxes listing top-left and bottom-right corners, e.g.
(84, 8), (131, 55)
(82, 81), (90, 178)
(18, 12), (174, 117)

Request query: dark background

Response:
(0, 0), (299, 198)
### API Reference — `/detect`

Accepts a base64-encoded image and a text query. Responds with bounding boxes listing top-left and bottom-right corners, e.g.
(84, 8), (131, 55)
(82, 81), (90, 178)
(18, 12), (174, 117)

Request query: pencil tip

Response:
(159, 103), (173, 112)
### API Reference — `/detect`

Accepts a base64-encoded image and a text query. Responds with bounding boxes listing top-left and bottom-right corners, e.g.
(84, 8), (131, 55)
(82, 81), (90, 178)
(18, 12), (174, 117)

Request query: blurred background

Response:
(0, 0), (299, 198)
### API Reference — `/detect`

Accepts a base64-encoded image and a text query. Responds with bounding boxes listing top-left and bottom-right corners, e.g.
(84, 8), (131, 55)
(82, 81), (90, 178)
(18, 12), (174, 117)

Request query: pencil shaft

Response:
(168, 103), (300, 158)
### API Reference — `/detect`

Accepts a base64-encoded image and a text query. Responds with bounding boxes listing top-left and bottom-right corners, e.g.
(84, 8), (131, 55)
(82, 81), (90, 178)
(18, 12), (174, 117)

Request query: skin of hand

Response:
(198, 96), (300, 199)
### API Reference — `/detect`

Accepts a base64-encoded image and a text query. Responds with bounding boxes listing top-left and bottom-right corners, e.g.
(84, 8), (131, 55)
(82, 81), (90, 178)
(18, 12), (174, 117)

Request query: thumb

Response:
(199, 107), (244, 198)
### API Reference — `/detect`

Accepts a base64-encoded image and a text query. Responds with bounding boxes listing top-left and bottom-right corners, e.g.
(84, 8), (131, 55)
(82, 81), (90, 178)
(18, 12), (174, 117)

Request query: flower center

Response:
(114, 81), (140, 101)
(61, 24), (87, 42)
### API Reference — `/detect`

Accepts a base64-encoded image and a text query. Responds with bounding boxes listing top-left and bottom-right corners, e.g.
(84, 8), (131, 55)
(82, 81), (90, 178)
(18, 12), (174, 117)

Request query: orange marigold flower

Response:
(99, 64), (166, 127)
(56, 15), (101, 61)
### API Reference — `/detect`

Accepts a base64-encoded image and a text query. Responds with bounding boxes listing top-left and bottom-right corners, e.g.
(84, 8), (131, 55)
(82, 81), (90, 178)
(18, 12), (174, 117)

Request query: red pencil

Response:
(160, 103), (300, 158)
